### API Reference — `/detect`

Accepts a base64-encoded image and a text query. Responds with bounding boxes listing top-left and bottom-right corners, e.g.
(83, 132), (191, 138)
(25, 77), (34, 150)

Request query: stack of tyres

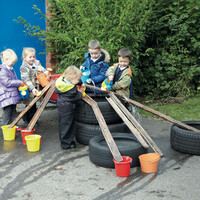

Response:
(74, 93), (129, 145)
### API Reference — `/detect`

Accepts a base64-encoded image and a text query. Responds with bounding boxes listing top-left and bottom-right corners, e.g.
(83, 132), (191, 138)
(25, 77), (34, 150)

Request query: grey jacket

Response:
(20, 60), (48, 104)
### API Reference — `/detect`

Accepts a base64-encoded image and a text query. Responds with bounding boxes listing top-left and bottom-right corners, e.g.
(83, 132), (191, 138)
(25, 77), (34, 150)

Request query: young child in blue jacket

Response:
(80, 40), (110, 92)
(55, 66), (85, 150)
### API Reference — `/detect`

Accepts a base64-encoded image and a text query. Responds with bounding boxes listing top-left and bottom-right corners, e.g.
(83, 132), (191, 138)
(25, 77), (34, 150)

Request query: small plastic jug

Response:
(81, 69), (91, 84)
(18, 83), (29, 99)
(101, 78), (113, 91)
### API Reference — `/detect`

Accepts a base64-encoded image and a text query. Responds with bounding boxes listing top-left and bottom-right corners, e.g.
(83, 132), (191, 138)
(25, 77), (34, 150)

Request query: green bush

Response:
(139, 0), (200, 98)
(15, 0), (153, 73)
(15, 0), (200, 99)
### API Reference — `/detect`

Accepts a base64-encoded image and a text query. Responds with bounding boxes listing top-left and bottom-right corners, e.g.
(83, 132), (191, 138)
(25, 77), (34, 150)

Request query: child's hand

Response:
(80, 66), (85, 71)
(47, 68), (53, 71)
(81, 83), (86, 87)
(20, 82), (25, 87)
(79, 87), (84, 93)
(108, 75), (114, 81)
(78, 86), (86, 97)
(32, 88), (39, 96)
(46, 68), (52, 80)
(86, 78), (92, 84)
(47, 75), (51, 81)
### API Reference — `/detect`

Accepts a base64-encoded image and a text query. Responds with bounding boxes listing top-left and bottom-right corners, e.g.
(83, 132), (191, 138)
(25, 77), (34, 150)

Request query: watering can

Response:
(81, 69), (91, 84)
(18, 83), (29, 99)
(101, 78), (113, 91)
(35, 70), (50, 87)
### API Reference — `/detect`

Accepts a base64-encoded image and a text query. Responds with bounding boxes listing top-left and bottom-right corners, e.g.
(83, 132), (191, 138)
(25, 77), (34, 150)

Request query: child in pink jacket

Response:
(0, 49), (23, 125)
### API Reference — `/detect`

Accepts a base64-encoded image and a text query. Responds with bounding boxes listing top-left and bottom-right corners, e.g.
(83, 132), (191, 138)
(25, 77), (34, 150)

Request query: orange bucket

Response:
(35, 71), (50, 87)
(139, 153), (161, 173)
(113, 156), (132, 177)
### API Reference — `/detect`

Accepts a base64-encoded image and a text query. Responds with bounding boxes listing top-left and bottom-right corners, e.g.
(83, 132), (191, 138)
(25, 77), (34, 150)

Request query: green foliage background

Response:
(15, 0), (200, 99)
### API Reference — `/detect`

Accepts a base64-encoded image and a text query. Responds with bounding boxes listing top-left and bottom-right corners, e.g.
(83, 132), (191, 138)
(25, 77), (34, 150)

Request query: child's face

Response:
(9, 61), (16, 67)
(89, 48), (101, 60)
(4, 58), (16, 67)
(70, 75), (81, 85)
(118, 56), (130, 68)
(23, 52), (36, 66)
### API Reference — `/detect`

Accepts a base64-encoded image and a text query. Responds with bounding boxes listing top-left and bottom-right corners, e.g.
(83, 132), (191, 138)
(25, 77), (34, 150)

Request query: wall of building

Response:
(0, 0), (46, 79)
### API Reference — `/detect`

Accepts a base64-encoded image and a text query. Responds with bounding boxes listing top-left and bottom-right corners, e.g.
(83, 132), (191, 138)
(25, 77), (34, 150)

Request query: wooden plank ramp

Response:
(26, 81), (56, 132)
(8, 81), (53, 129)
(84, 84), (199, 132)
(108, 92), (163, 157)
(83, 94), (123, 162)
(106, 97), (149, 149)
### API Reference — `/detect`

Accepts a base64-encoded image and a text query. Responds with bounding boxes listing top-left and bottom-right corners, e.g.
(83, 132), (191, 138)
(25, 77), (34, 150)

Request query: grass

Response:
(139, 96), (200, 121)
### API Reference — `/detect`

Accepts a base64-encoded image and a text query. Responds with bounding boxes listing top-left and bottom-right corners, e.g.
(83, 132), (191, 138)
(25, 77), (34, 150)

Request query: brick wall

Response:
(45, 0), (57, 73)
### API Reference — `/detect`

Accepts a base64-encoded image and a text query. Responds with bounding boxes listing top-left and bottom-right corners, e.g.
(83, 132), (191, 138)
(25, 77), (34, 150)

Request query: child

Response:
(0, 49), (23, 125)
(55, 66), (85, 150)
(106, 48), (132, 97)
(20, 47), (52, 125)
(80, 40), (110, 91)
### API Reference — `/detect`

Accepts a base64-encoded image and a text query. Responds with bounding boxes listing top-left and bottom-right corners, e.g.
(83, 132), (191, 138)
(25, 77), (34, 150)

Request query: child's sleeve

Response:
(81, 53), (90, 70)
(20, 66), (35, 91)
(91, 62), (109, 84)
(81, 61), (88, 70)
(0, 71), (21, 88)
(37, 61), (49, 76)
(67, 88), (83, 104)
(106, 65), (115, 77)
(112, 75), (132, 91)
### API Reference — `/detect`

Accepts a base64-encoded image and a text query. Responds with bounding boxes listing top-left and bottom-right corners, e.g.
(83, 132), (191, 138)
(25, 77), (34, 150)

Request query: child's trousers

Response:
(2, 104), (17, 126)
(58, 113), (76, 149)
(22, 103), (37, 124)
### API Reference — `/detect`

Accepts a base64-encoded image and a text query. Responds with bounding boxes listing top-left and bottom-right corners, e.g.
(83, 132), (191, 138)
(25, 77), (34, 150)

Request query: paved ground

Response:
(0, 103), (200, 200)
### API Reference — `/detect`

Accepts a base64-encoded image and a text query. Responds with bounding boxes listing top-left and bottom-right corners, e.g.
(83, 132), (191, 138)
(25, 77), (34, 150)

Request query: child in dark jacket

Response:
(80, 40), (110, 92)
(0, 49), (23, 125)
(55, 66), (85, 150)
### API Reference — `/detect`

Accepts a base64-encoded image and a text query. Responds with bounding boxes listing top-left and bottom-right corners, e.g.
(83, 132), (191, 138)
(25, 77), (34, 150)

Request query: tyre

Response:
(75, 121), (130, 145)
(75, 93), (122, 124)
(89, 133), (148, 168)
(170, 121), (200, 155)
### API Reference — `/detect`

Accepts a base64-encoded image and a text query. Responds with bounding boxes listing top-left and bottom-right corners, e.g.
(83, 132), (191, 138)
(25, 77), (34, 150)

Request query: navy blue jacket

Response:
(81, 52), (109, 88)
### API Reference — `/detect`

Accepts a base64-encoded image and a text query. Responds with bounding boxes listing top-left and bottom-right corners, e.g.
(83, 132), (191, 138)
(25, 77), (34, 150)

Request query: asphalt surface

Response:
(0, 103), (200, 200)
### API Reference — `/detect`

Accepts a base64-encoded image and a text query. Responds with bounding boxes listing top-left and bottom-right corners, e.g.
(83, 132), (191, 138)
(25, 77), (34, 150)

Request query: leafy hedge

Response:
(15, 0), (200, 99)
(139, 0), (200, 98)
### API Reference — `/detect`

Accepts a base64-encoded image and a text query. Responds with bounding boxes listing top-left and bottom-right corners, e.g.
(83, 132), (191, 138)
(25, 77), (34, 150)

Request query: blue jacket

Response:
(81, 49), (110, 89)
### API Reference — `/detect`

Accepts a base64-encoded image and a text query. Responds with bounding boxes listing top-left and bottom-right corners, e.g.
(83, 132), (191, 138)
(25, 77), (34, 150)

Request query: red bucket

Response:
(20, 128), (35, 144)
(113, 156), (132, 177)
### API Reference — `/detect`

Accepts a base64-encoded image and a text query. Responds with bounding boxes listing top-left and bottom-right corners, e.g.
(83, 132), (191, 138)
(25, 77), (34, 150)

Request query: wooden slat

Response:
(106, 97), (149, 149)
(83, 95), (123, 162)
(109, 92), (163, 157)
(26, 81), (56, 132)
(8, 81), (53, 129)
(123, 98), (199, 132)
(85, 84), (199, 132)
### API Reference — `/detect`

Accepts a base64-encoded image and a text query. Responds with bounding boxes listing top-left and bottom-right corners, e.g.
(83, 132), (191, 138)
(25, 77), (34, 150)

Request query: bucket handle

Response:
(91, 80), (97, 94)
(36, 70), (50, 78)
